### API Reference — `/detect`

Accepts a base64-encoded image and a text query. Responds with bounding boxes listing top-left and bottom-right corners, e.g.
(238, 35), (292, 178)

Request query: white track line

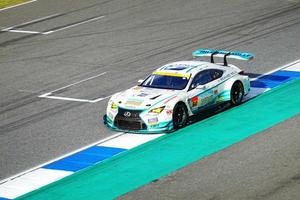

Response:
(250, 58), (300, 81)
(1, 13), (61, 31)
(46, 72), (107, 94)
(100, 133), (165, 149)
(39, 72), (107, 98)
(38, 92), (51, 98)
(1, 13), (61, 35)
(90, 95), (111, 103)
(40, 94), (111, 103)
(38, 72), (112, 103)
(282, 61), (300, 72)
(0, 0), (37, 12)
(1, 29), (42, 34)
(43, 16), (105, 35)
(0, 132), (124, 185)
(1, 14), (104, 36)
(40, 95), (96, 103)
(0, 169), (72, 199)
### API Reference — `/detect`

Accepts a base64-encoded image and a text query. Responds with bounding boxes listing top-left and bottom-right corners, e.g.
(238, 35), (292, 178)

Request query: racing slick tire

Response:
(173, 102), (188, 130)
(230, 81), (244, 106)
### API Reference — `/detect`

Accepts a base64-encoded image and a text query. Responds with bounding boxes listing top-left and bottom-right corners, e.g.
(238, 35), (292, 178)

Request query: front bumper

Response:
(103, 114), (174, 134)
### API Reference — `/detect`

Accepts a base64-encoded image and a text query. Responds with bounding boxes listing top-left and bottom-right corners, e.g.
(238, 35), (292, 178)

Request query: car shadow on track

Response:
(186, 102), (231, 126)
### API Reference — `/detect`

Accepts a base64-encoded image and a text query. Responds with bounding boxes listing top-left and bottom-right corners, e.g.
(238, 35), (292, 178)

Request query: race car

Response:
(104, 49), (253, 133)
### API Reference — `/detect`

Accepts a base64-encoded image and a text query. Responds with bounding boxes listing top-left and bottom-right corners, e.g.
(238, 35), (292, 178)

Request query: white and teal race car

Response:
(104, 49), (253, 133)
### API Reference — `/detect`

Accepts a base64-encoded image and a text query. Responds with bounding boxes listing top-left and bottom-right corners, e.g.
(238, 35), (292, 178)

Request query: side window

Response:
(211, 69), (223, 80)
(189, 70), (213, 90)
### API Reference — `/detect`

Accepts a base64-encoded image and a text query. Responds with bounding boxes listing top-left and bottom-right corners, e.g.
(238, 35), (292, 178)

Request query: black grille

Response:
(117, 108), (141, 119)
(114, 108), (146, 130)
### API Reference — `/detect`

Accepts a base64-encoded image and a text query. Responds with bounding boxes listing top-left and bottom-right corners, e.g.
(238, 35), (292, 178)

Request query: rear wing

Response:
(192, 49), (254, 66)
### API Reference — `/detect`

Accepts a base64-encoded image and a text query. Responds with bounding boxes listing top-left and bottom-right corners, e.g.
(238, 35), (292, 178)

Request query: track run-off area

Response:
(0, 0), (300, 199)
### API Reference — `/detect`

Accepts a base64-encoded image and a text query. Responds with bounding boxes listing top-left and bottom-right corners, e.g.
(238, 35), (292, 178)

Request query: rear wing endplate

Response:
(192, 49), (254, 66)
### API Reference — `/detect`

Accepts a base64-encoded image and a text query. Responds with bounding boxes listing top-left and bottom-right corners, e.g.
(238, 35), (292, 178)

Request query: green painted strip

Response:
(18, 79), (300, 200)
(0, 0), (29, 9)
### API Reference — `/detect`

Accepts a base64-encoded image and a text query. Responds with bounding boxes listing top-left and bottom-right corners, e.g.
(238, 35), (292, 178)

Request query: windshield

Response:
(141, 74), (189, 90)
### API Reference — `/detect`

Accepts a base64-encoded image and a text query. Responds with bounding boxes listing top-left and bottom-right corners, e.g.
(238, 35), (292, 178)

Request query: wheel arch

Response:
(224, 76), (247, 93)
(172, 101), (189, 130)
(175, 101), (188, 109)
(177, 100), (193, 116)
(230, 80), (245, 106)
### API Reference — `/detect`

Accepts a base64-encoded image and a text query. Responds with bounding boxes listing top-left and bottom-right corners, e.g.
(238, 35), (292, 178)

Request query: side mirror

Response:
(138, 79), (144, 83)
(196, 85), (206, 90)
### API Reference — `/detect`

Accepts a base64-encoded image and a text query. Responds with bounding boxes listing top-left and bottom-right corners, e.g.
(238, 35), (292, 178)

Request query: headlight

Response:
(149, 106), (165, 114)
(111, 102), (118, 109)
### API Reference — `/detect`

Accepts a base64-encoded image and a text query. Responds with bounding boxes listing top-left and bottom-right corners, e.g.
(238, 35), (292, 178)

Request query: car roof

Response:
(154, 61), (230, 77)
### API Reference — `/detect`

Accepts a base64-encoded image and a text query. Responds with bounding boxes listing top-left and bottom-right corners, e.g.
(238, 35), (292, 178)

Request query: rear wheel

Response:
(173, 103), (188, 130)
(230, 81), (244, 106)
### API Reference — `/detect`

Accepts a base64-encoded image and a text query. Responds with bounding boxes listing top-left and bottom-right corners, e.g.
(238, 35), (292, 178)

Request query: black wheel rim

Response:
(174, 105), (187, 127)
(233, 83), (243, 104)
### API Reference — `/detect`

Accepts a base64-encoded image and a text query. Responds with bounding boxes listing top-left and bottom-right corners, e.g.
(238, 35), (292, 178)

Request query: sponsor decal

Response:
(200, 95), (213, 105)
(110, 108), (118, 113)
(148, 117), (158, 125)
(137, 93), (148, 97)
(191, 96), (199, 107)
(125, 100), (143, 106)
(166, 109), (173, 115)
(108, 112), (114, 119)
(144, 113), (155, 117)
(123, 111), (131, 117)
(133, 86), (141, 90)
(111, 102), (118, 109)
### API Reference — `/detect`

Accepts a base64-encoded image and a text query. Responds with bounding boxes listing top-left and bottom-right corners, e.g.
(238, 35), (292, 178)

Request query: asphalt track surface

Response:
(0, 0), (300, 198)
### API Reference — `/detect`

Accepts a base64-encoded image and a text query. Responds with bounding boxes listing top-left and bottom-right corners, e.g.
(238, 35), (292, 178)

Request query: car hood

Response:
(113, 86), (180, 110)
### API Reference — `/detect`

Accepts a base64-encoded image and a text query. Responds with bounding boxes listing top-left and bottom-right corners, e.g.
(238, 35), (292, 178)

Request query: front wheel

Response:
(230, 81), (244, 106)
(173, 103), (188, 130)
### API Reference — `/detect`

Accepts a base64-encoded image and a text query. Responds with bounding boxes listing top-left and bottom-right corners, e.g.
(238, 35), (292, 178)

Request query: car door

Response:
(187, 69), (223, 113)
